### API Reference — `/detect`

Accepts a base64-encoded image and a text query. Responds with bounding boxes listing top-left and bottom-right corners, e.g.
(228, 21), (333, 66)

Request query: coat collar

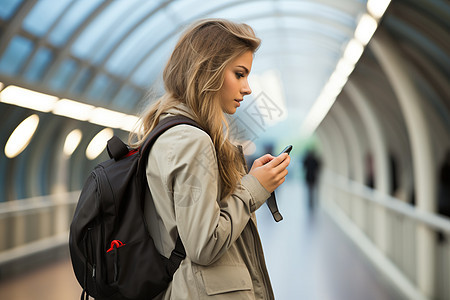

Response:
(160, 102), (196, 121)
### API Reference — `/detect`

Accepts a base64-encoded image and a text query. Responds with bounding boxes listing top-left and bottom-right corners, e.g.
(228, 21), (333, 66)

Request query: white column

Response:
(322, 116), (350, 213)
(371, 27), (437, 299)
(332, 102), (366, 228)
(345, 81), (390, 254)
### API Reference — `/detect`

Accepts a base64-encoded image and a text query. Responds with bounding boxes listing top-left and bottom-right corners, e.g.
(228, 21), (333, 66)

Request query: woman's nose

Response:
(241, 80), (252, 95)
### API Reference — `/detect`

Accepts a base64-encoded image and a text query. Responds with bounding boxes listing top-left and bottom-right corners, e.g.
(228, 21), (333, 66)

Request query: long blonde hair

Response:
(130, 19), (260, 197)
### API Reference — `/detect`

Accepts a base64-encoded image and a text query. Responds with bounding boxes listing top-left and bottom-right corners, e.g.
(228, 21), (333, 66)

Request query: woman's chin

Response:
(223, 107), (237, 115)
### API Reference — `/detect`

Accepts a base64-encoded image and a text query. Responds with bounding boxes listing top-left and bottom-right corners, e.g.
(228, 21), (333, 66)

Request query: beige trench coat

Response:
(144, 104), (275, 299)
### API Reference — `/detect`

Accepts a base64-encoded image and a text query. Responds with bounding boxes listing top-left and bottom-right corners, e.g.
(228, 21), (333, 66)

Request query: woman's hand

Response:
(249, 153), (290, 193)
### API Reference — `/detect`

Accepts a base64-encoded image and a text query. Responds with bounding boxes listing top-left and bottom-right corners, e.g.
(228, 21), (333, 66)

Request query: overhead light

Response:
(120, 115), (141, 132)
(367, 0), (391, 19)
(89, 107), (128, 128)
(0, 85), (58, 112)
(0, 85), (140, 132)
(327, 72), (348, 93)
(335, 58), (355, 78)
(63, 129), (83, 156)
(86, 128), (114, 160)
(355, 14), (378, 46)
(300, 5), (381, 138)
(5, 114), (40, 158)
(53, 99), (95, 121)
(343, 39), (364, 65)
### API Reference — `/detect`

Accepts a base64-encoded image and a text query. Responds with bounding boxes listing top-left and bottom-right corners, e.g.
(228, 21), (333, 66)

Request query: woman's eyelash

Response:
(236, 72), (244, 78)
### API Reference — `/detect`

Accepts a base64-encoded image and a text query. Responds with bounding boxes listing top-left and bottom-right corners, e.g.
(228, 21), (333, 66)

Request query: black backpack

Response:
(69, 115), (203, 300)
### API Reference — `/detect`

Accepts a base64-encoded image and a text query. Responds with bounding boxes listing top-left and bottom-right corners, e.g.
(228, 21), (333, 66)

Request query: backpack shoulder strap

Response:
(138, 115), (204, 267)
(138, 115), (204, 170)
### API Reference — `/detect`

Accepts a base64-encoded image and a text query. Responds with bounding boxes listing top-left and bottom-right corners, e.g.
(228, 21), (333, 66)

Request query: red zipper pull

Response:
(107, 240), (126, 252)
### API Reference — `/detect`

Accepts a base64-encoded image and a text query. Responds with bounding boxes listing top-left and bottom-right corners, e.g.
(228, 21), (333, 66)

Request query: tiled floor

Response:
(0, 180), (407, 300)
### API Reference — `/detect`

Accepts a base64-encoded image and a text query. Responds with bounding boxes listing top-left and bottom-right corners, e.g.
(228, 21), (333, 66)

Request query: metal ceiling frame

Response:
(42, 0), (114, 85)
(0, 0), (38, 60)
(80, 0), (175, 99)
(17, 0), (76, 77)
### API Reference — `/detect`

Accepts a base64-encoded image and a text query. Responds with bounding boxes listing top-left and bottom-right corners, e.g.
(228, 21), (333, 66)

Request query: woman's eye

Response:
(235, 72), (244, 79)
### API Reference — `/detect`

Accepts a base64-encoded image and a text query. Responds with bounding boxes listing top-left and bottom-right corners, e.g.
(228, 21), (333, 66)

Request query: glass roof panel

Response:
(22, 0), (72, 36)
(164, 0), (243, 24)
(0, 0), (23, 20)
(112, 85), (138, 109)
(120, 13), (180, 77)
(0, 35), (33, 76)
(245, 18), (286, 34)
(69, 67), (92, 95)
(23, 47), (53, 83)
(105, 9), (172, 75)
(86, 73), (110, 102)
(48, 0), (103, 47)
(210, 1), (276, 20)
(131, 36), (178, 87)
(277, 1), (356, 27)
(48, 58), (77, 91)
(90, 0), (167, 64)
(71, 0), (142, 60)
(277, 16), (349, 42)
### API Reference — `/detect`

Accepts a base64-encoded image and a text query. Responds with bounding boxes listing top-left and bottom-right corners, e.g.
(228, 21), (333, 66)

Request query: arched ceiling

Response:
(0, 0), (366, 120)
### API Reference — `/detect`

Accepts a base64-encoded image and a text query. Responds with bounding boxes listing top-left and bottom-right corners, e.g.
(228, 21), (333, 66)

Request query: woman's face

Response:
(218, 50), (253, 114)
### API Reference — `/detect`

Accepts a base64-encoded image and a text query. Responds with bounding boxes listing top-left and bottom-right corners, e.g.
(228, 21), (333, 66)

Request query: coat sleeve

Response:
(158, 125), (270, 266)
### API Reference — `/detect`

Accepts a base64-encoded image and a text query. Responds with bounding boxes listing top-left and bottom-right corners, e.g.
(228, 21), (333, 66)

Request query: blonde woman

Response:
(131, 19), (290, 299)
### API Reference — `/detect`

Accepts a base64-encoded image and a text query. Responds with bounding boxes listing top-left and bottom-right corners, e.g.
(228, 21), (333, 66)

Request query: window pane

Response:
(165, 0), (221, 24)
(106, 11), (169, 75)
(24, 47), (53, 82)
(69, 67), (93, 95)
(113, 85), (143, 110)
(0, 0), (23, 20)
(71, 0), (141, 60)
(0, 35), (33, 75)
(112, 85), (135, 109)
(49, 59), (77, 91)
(48, 0), (103, 47)
(86, 74), (110, 102)
(131, 37), (175, 87)
(91, 0), (165, 64)
(102, 79), (119, 102)
(22, 0), (72, 36)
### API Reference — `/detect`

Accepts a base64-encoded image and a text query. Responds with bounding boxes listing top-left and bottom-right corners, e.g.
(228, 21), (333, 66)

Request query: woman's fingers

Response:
(266, 154), (290, 183)
(266, 153), (290, 170)
(249, 152), (291, 193)
(273, 154), (290, 172)
(256, 154), (274, 165)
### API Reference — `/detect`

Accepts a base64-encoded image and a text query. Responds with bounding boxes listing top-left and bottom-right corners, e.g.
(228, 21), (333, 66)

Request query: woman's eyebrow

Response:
(236, 65), (250, 74)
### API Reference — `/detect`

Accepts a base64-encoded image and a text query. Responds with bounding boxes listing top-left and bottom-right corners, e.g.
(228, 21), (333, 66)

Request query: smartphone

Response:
(278, 145), (293, 156)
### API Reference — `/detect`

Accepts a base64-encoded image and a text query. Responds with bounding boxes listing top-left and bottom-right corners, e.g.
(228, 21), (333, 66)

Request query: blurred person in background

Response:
(303, 149), (321, 210)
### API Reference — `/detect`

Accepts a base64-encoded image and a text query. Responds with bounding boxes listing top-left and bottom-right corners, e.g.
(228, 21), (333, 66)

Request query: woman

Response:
(130, 19), (290, 299)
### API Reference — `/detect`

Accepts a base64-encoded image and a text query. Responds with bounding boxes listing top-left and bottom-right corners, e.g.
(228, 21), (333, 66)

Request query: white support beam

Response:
(371, 27), (437, 299)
